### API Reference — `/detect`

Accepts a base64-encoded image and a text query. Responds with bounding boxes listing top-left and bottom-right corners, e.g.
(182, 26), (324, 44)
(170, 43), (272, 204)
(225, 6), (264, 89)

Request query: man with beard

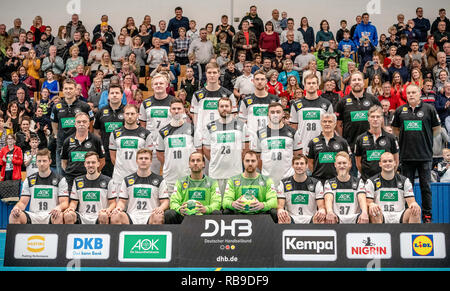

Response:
(253, 102), (301, 186)
(156, 98), (196, 191)
(164, 152), (222, 224)
(203, 97), (250, 195)
(222, 150), (277, 216)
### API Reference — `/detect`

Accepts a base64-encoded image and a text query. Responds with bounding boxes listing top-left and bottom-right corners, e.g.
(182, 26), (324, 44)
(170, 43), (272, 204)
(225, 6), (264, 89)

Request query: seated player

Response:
(164, 152), (222, 224)
(323, 151), (369, 224)
(63, 152), (117, 224)
(365, 152), (422, 224)
(9, 149), (69, 224)
(222, 150), (277, 215)
(276, 154), (326, 224)
(110, 148), (169, 225)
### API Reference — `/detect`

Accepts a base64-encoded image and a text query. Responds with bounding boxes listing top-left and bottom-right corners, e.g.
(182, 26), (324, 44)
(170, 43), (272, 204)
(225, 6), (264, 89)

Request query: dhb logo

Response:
(201, 219), (252, 238)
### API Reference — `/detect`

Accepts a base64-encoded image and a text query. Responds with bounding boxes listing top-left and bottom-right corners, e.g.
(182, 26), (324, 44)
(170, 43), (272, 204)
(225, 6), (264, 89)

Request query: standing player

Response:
(156, 99), (196, 191)
(164, 152), (222, 224)
(110, 148), (169, 225)
(9, 149), (69, 224)
(139, 73), (175, 173)
(253, 102), (301, 186)
(61, 112), (105, 191)
(109, 104), (153, 190)
(290, 74), (334, 154)
(191, 62), (238, 149)
(94, 84), (125, 177)
(63, 152), (117, 224)
(222, 150), (278, 215)
(276, 155), (326, 224)
(239, 70), (280, 140)
(354, 105), (399, 181)
(323, 151), (369, 224)
(203, 97), (250, 194)
(365, 152), (422, 224)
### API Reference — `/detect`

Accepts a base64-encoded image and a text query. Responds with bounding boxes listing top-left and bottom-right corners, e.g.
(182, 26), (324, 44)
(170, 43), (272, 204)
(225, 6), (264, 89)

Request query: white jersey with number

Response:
(156, 122), (196, 187)
(24, 150), (39, 178)
(290, 97), (334, 154)
(70, 174), (117, 224)
(109, 126), (154, 184)
(253, 125), (301, 186)
(190, 87), (237, 147)
(203, 118), (249, 180)
(119, 172), (169, 224)
(139, 95), (175, 142)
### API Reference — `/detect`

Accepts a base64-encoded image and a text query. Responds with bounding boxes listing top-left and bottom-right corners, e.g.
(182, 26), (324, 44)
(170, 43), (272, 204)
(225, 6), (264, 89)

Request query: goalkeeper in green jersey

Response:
(222, 150), (278, 217)
(164, 152), (222, 224)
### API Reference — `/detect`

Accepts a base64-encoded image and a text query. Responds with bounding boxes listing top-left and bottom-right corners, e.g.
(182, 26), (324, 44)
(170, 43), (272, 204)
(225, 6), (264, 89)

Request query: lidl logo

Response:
(118, 231), (172, 262)
(412, 235), (434, 257)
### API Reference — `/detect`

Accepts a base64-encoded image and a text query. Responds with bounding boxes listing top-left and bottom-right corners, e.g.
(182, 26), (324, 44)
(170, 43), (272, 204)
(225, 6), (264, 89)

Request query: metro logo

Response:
(350, 111), (368, 122)
(336, 192), (354, 204)
(267, 139), (286, 150)
(291, 194), (309, 205)
(133, 188), (152, 199)
(380, 191), (398, 202)
(303, 110), (321, 120)
(168, 137), (186, 148)
(34, 188), (53, 199)
(253, 106), (268, 117)
(121, 139), (139, 149)
(82, 191), (100, 202)
(404, 120), (422, 131)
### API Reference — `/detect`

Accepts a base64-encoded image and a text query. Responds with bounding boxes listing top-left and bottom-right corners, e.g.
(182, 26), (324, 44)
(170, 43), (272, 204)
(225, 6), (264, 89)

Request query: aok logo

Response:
(150, 108), (168, 118)
(83, 191), (100, 202)
(303, 110), (321, 120)
(267, 139), (286, 150)
(404, 120), (422, 131)
(188, 190), (206, 200)
(27, 235), (45, 253)
(336, 192), (354, 204)
(119, 232), (172, 262)
(380, 191), (398, 202)
(133, 188), (152, 199)
(121, 139), (139, 149)
(350, 111), (368, 122)
(34, 188), (53, 199)
(291, 194), (308, 205)
(253, 106), (268, 116)
(201, 219), (252, 238)
(412, 235), (434, 257)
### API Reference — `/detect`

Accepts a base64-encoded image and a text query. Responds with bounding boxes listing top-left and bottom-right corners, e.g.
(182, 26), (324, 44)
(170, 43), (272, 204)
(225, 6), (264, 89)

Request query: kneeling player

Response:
(222, 150), (277, 215)
(110, 149), (169, 225)
(365, 152), (421, 224)
(63, 152), (117, 224)
(276, 155), (326, 224)
(164, 152), (222, 224)
(323, 152), (369, 224)
(9, 149), (69, 224)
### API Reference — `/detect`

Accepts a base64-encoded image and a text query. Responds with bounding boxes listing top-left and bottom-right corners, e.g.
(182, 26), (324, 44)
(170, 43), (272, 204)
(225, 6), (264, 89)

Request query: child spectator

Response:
(41, 70), (59, 100)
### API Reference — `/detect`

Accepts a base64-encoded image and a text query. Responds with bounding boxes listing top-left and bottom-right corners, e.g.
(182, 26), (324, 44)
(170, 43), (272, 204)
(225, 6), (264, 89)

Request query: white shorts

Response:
(25, 211), (51, 224)
(128, 212), (152, 225)
(291, 214), (313, 224)
(383, 210), (406, 224)
(76, 212), (99, 224)
(337, 213), (360, 224)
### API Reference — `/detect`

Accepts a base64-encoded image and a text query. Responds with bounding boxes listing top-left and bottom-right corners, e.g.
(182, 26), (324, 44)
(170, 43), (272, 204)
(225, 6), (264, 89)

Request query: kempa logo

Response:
(34, 188), (53, 199)
(346, 233), (392, 259)
(119, 231), (172, 262)
(303, 110), (320, 120)
(282, 230), (337, 261)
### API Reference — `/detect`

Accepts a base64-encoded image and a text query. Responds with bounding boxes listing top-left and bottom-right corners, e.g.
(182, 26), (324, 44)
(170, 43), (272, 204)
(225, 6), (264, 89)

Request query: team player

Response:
(203, 97), (250, 194)
(276, 155), (326, 224)
(290, 74), (334, 154)
(239, 70), (280, 140)
(156, 99), (196, 190)
(110, 149), (169, 225)
(9, 149), (69, 224)
(164, 152), (222, 224)
(109, 104), (153, 189)
(354, 105), (399, 181)
(63, 152), (116, 224)
(94, 84), (125, 177)
(191, 62), (238, 148)
(222, 150), (278, 215)
(23, 133), (40, 177)
(365, 152), (422, 224)
(323, 151), (369, 224)
(139, 73), (175, 173)
(253, 102), (301, 186)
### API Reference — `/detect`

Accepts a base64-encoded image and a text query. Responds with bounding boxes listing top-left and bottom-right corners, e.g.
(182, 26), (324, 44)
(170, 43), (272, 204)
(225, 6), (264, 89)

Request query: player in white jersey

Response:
(191, 62), (238, 148)
(365, 152), (421, 224)
(9, 149), (69, 224)
(156, 98), (196, 190)
(239, 70), (280, 141)
(139, 73), (175, 174)
(290, 74), (334, 155)
(253, 102), (301, 186)
(277, 155), (326, 224)
(63, 152), (117, 224)
(323, 151), (369, 224)
(110, 148), (169, 225)
(23, 134), (40, 177)
(109, 104), (153, 187)
(203, 97), (250, 194)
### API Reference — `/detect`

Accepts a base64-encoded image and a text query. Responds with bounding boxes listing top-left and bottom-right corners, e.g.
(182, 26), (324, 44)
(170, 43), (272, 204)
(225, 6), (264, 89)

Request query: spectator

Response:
(215, 15), (235, 47)
(66, 14), (86, 41)
(431, 8), (450, 35)
(41, 70), (59, 100)
(15, 88), (33, 118)
(338, 30), (357, 59)
(117, 27), (132, 47)
(173, 27), (191, 65)
(403, 19), (421, 46)
(147, 38), (168, 71)
(321, 79), (341, 110)
(129, 36), (147, 77)
(36, 88), (52, 117)
(137, 24), (152, 52)
(421, 78), (438, 106)
(238, 5), (264, 40)
(363, 54), (389, 83)
(391, 71), (406, 106)
(35, 33), (51, 60)
(17, 66), (36, 100)
(15, 116), (33, 153)
(73, 64), (91, 100)
(266, 69), (284, 97)
(280, 18), (304, 44)
(432, 127), (449, 169)
(350, 15), (362, 41)
(123, 17), (138, 38)
(153, 20), (173, 53)
(98, 51), (117, 85)
(394, 14), (407, 37)
(278, 59), (301, 90)
(167, 6), (189, 39)
(316, 20), (334, 44)
(272, 47), (285, 73)
(54, 26), (69, 59)
(302, 59), (322, 88)
(269, 9), (283, 35)
(92, 22), (115, 54)
(280, 75), (301, 104)
(222, 61), (241, 92)
(232, 20), (258, 62)
(6, 101), (22, 133)
(87, 77), (105, 112)
(205, 23), (217, 47)
(11, 32), (31, 60)
(294, 42), (316, 73)
(0, 116), (13, 149)
(281, 30), (301, 60)
(111, 34), (132, 72)
(22, 49), (41, 80)
(388, 55), (409, 83)
(413, 7), (431, 45)
(0, 134), (23, 181)
(7, 18), (26, 43)
(336, 20), (348, 44)
(380, 99), (394, 126)
(180, 66), (199, 103)
(322, 56), (341, 90)
(366, 74), (383, 97)
(298, 17), (315, 51)
(424, 35), (439, 70)
(396, 35), (410, 58)
(433, 52), (449, 81)
(187, 20), (200, 41)
(93, 15), (116, 38)
(66, 31), (88, 63)
(405, 40), (428, 69)
(141, 15), (156, 35)
(63, 45), (84, 78)
(121, 73), (138, 106)
(259, 21), (280, 60)
(318, 39), (340, 69)
(30, 16), (46, 45)
(168, 52), (181, 90)
(0, 47), (20, 83)
(357, 37), (376, 72)
(434, 70), (449, 95)
(433, 21), (450, 51)
(87, 39), (108, 77)
(189, 28), (214, 74)
(83, 32), (93, 54)
(233, 61), (254, 99)
(383, 45), (398, 69)
(435, 148), (450, 182)
(43, 26), (54, 46)
(216, 48), (230, 77)
(6, 71), (28, 104)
